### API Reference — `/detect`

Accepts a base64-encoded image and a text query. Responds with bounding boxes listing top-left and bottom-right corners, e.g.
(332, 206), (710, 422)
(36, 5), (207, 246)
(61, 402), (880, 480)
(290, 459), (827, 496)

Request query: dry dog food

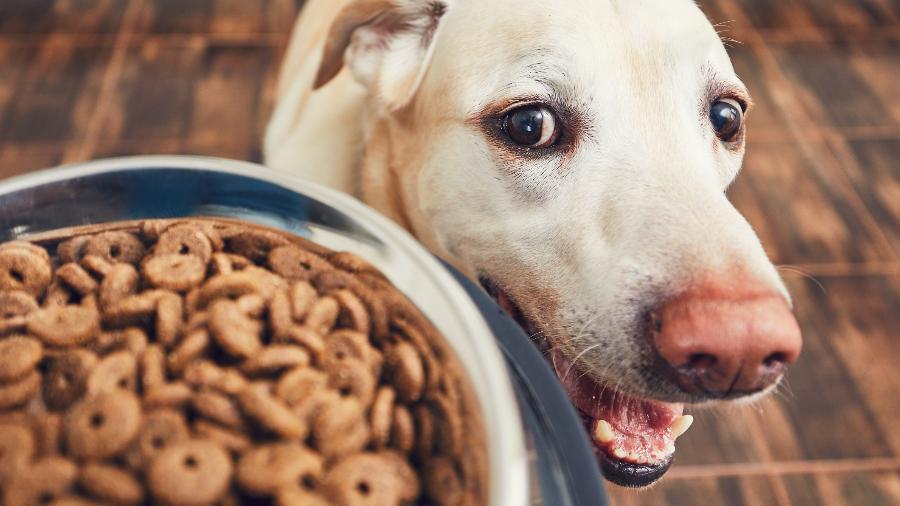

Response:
(0, 218), (486, 506)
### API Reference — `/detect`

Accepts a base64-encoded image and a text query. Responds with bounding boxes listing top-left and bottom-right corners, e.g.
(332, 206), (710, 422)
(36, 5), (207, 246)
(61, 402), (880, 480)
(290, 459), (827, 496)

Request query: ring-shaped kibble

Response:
(385, 341), (425, 403)
(0, 247), (52, 297)
(390, 404), (416, 455)
(312, 398), (369, 460)
(208, 299), (262, 359)
(325, 251), (383, 277)
(290, 281), (318, 321)
(196, 271), (263, 309)
(0, 424), (35, 483)
(322, 451), (419, 506)
(0, 370), (41, 410)
(240, 345), (310, 376)
(99, 263), (139, 309)
(143, 253), (207, 292)
(154, 224), (214, 263)
(192, 419), (252, 453)
(237, 382), (308, 439)
(0, 241), (50, 263)
(369, 386), (396, 447)
(79, 463), (145, 505)
(236, 442), (323, 495)
(326, 358), (376, 407)
(303, 296), (339, 336)
(26, 305), (100, 347)
(83, 231), (146, 265)
(43, 350), (97, 411)
(321, 330), (380, 374)
(0, 336), (43, 382)
(147, 439), (232, 506)
(3, 457), (78, 506)
(156, 292), (185, 348)
(275, 367), (329, 407)
(268, 245), (332, 281)
(0, 290), (38, 319)
(191, 391), (246, 430)
(63, 390), (141, 459)
(229, 229), (289, 264)
(85, 350), (137, 396)
(333, 289), (371, 334)
(136, 409), (190, 463)
(424, 456), (465, 506)
(55, 263), (98, 296)
(57, 236), (89, 263)
(431, 393), (465, 458)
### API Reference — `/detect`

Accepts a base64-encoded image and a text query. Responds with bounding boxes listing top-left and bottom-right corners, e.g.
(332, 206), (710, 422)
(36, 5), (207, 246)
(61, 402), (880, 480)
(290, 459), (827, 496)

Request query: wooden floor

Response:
(1, 1), (899, 504)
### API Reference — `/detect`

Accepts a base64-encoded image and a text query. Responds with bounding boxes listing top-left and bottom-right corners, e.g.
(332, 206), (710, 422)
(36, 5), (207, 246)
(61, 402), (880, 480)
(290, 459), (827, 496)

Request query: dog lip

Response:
(480, 276), (680, 487)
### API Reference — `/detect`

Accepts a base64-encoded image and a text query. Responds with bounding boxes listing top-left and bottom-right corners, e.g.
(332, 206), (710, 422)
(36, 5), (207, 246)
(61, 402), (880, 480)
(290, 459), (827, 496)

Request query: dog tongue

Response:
(550, 349), (687, 465)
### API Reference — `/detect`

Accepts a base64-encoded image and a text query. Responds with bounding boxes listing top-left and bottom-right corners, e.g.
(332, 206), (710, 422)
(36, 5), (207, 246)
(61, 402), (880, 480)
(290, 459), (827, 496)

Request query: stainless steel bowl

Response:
(0, 155), (530, 506)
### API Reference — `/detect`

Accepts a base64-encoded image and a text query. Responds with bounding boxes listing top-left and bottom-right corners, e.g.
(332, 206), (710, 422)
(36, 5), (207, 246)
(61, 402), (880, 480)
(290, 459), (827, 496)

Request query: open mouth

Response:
(480, 278), (693, 488)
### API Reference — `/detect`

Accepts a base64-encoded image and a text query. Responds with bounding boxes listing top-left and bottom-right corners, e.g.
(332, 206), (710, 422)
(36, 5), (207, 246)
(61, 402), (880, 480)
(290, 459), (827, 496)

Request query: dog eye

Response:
(502, 105), (561, 148)
(710, 98), (743, 142)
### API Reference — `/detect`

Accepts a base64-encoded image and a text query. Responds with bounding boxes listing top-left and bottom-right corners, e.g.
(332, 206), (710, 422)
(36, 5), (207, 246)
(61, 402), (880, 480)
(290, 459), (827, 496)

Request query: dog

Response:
(265, 0), (803, 488)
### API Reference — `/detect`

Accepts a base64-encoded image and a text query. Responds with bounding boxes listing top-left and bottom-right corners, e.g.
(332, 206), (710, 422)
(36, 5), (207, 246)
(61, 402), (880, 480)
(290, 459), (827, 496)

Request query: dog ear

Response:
(313, 0), (450, 111)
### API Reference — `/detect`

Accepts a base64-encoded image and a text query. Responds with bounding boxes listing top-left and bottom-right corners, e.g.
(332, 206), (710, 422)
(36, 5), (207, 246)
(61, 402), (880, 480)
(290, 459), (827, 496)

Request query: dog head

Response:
(315, 0), (803, 487)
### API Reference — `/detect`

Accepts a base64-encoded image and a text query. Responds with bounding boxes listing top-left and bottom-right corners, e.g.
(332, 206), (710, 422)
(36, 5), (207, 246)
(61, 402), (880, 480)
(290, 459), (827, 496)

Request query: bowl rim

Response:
(0, 154), (530, 506)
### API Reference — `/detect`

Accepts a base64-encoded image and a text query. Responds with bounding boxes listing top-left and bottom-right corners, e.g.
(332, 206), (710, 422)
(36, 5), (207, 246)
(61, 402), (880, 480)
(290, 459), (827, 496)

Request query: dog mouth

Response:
(480, 277), (693, 488)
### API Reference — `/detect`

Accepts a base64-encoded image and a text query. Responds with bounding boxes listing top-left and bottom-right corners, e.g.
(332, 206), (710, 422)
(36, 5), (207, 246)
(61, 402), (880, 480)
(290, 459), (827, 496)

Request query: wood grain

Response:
(0, 1), (899, 505)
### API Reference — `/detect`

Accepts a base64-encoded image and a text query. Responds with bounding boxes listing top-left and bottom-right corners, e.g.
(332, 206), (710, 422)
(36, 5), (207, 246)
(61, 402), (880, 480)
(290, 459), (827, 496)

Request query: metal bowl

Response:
(0, 155), (530, 506)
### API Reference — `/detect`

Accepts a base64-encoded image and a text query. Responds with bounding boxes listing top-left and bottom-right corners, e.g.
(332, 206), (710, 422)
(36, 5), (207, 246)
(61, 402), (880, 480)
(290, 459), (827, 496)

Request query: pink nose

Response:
(652, 285), (802, 397)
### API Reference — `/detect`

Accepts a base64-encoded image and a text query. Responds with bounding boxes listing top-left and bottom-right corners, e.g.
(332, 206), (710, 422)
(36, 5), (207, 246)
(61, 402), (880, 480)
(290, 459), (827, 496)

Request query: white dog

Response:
(265, 0), (803, 488)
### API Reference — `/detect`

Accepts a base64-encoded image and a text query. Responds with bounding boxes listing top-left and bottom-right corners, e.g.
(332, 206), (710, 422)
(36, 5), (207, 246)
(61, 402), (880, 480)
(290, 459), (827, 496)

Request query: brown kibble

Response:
(0, 335), (43, 382)
(424, 457), (464, 506)
(3, 456), (78, 506)
(385, 341), (425, 403)
(313, 397), (369, 459)
(0, 369), (40, 409)
(0, 423), (35, 484)
(44, 350), (97, 410)
(80, 463), (145, 505)
(34, 413), (62, 456)
(0, 246), (52, 297)
(238, 382), (308, 439)
(290, 280), (318, 321)
(57, 236), (90, 264)
(321, 329), (381, 375)
(55, 262), (98, 296)
(86, 349), (137, 396)
(27, 306), (100, 347)
(167, 328), (209, 374)
(136, 409), (190, 463)
(241, 345), (310, 376)
(196, 271), (264, 309)
(431, 394), (464, 458)
(143, 381), (193, 409)
(275, 367), (329, 407)
(284, 325), (326, 355)
(140, 344), (166, 389)
(92, 327), (148, 355)
(269, 288), (294, 340)
(415, 404), (435, 460)
(333, 289), (370, 334)
(156, 292), (184, 347)
(322, 451), (419, 506)
(303, 296), (339, 335)
(327, 358), (376, 407)
(326, 251), (383, 276)
(143, 253), (206, 292)
(183, 360), (247, 395)
(370, 386), (396, 447)
(80, 254), (113, 277)
(64, 390), (141, 459)
(0, 290), (39, 318)
(147, 439), (232, 506)
(83, 231), (146, 265)
(192, 391), (246, 430)
(155, 224), (214, 263)
(390, 405), (415, 455)
(99, 263), (139, 309)
(193, 419), (252, 453)
(209, 299), (262, 359)
(230, 229), (289, 263)
(268, 245), (332, 281)
(236, 442), (323, 495)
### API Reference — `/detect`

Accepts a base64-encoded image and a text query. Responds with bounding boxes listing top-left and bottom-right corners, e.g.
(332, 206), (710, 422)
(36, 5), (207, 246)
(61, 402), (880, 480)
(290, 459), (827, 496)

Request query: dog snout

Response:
(649, 283), (802, 398)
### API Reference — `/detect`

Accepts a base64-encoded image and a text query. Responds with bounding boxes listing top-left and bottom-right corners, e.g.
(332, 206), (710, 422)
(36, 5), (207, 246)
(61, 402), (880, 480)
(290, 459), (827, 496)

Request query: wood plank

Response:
(0, 0), (127, 35)
(130, 0), (300, 35)
(608, 475), (784, 506)
(728, 139), (893, 264)
(0, 41), (111, 143)
(728, 0), (900, 31)
(0, 143), (64, 179)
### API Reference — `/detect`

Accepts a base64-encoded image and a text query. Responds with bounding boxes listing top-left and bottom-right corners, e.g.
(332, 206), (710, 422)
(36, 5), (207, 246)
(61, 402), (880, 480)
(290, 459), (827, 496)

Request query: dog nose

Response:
(651, 289), (802, 397)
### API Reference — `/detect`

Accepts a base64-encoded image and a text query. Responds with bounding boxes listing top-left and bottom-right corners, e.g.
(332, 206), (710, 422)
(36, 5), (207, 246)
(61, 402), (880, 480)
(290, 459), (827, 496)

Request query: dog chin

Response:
(479, 277), (693, 488)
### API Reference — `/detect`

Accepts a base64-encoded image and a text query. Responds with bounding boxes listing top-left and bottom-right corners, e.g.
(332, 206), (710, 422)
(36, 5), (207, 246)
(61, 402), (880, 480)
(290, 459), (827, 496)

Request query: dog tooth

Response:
(671, 414), (694, 439)
(612, 447), (627, 459)
(594, 419), (615, 443)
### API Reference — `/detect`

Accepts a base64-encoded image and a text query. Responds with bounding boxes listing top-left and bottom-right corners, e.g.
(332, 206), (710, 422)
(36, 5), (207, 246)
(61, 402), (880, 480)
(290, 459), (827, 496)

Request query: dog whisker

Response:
(564, 342), (604, 382)
(776, 264), (827, 295)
